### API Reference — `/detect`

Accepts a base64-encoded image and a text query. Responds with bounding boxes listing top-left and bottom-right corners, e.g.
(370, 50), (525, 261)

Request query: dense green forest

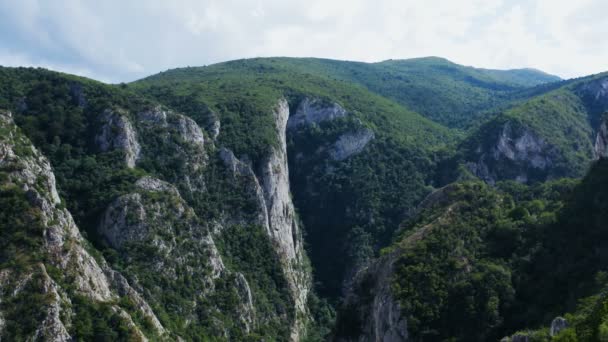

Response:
(382, 159), (608, 341)
(1, 56), (607, 341)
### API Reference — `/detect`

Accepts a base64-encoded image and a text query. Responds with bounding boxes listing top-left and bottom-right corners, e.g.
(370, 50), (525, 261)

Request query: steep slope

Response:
(336, 158), (608, 341)
(0, 59), (601, 342)
(146, 57), (560, 129)
(0, 67), (314, 340)
(461, 73), (608, 184)
(133, 61), (458, 301)
(0, 110), (164, 340)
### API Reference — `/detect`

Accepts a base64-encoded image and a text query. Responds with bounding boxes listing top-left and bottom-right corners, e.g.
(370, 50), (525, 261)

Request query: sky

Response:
(0, 0), (606, 83)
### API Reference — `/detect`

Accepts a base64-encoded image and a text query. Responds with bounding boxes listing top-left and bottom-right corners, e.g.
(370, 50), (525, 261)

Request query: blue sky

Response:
(1, 0), (606, 83)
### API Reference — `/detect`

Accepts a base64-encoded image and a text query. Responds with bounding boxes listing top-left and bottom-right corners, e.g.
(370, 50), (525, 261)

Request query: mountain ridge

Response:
(1, 57), (607, 342)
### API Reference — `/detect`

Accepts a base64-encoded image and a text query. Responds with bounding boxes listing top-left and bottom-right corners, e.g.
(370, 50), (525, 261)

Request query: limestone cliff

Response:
(466, 121), (558, 184)
(287, 97), (348, 129)
(220, 99), (312, 340)
(0, 110), (163, 341)
(259, 99), (310, 339)
(95, 108), (141, 168)
(336, 251), (409, 342)
(595, 116), (608, 159)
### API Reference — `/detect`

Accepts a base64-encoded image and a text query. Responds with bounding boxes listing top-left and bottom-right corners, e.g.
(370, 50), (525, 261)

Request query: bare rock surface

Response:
(287, 97), (348, 129)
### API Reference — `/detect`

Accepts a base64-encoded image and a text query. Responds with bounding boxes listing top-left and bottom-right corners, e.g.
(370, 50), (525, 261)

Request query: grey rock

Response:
(31, 265), (71, 342)
(511, 334), (529, 342)
(467, 121), (555, 184)
(136, 176), (180, 194)
(287, 97), (348, 129)
(337, 251), (408, 342)
(173, 114), (205, 149)
(550, 316), (568, 337)
(95, 109), (141, 168)
(98, 193), (147, 249)
(234, 273), (255, 332)
(578, 76), (608, 110)
(0, 113), (165, 339)
(330, 129), (375, 161)
(138, 106), (168, 125)
(204, 110), (221, 139)
(99, 176), (224, 281)
(494, 122), (550, 168)
(595, 118), (608, 159)
(259, 99), (311, 340)
(136, 106), (208, 192)
(219, 147), (270, 229)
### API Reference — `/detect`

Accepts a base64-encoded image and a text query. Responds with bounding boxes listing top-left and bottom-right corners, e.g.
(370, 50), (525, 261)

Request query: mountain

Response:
(0, 67), (311, 340)
(461, 72), (608, 184)
(139, 57), (561, 130)
(0, 56), (606, 342)
(336, 158), (608, 341)
(133, 58), (458, 300)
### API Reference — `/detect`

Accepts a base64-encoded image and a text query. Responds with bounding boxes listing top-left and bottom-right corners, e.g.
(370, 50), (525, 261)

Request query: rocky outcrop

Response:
(330, 129), (375, 161)
(204, 110), (221, 139)
(31, 265), (71, 341)
(0, 110), (164, 340)
(577, 76), (608, 115)
(220, 100), (311, 340)
(137, 106), (205, 150)
(287, 98), (348, 129)
(219, 147), (270, 229)
(336, 251), (408, 342)
(98, 176), (224, 281)
(235, 273), (255, 332)
(550, 316), (568, 336)
(95, 109), (141, 168)
(136, 106), (208, 192)
(259, 99), (311, 340)
(466, 121), (557, 184)
(594, 117), (608, 159)
(501, 316), (568, 341)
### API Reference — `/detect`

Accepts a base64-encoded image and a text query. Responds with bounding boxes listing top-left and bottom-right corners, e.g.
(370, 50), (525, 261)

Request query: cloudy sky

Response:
(1, 0), (606, 83)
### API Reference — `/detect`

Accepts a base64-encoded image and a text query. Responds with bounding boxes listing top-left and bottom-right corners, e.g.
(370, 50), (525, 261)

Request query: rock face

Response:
(595, 117), (608, 159)
(98, 176), (225, 282)
(467, 121), (556, 184)
(287, 97), (348, 129)
(287, 97), (374, 161)
(2, 93), (315, 340)
(550, 316), (568, 337)
(259, 99), (310, 339)
(135, 106), (208, 192)
(578, 76), (608, 114)
(219, 100), (311, 340)
(95, 109), (141, 168)
(336, 251), (409, 342)
(0, 110), (164, 340)
(330, 129), (375, 161)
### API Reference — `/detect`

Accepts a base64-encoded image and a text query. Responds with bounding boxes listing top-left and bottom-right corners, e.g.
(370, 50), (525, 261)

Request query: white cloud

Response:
(0, 0), (606, 82)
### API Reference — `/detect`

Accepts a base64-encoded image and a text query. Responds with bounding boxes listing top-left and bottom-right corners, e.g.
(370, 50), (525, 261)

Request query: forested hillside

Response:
(0, 56), (607, 341)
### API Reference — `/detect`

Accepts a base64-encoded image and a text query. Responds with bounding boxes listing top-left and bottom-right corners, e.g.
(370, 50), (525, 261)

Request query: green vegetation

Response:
(132, 57), (457, 158)
(136, 57), (560, 130)
(215, 224), (294, 340)
(378, 159), (608, 341)
(288, 117), (437, 297)
(0, 181), (49, 340)
(460, 72), (608, 183)
(70, 295), (140, 341)
(1, 56), (607, 341)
